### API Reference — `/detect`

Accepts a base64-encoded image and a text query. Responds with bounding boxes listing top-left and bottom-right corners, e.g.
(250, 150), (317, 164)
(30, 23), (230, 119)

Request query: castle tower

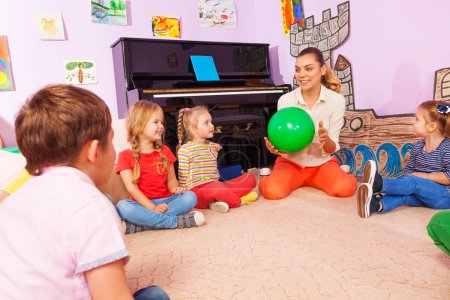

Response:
(289, 1), (349, 65)
(334, 54), (354, 110)
(434, 68), (450, 101)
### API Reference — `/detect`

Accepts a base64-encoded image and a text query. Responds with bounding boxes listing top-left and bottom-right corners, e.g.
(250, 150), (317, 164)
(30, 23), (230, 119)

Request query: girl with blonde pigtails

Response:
(177, 106), (258, 213)
(115, 100), (205, 233)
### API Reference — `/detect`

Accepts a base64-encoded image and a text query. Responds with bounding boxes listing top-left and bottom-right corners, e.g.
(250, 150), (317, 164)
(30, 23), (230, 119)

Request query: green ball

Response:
(267, 107), (315, 153)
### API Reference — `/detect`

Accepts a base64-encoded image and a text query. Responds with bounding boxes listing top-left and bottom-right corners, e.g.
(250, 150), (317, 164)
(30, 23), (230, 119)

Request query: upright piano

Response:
(111, 37), (290, 170)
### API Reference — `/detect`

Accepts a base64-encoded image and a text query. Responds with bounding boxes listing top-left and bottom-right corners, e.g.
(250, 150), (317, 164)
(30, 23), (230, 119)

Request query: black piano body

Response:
(111, 37), (290, 170)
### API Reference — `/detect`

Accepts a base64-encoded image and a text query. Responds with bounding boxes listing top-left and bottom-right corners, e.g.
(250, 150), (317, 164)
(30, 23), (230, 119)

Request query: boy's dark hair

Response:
(15, 84), (111, 175)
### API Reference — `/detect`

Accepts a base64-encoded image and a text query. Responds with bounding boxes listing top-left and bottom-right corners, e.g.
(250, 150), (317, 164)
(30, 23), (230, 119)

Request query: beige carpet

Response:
(124, 186), (450, 299)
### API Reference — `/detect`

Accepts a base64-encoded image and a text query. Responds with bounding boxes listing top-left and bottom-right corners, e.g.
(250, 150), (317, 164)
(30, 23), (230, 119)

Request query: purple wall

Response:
(0, 0), (257, 146)
(256, 0), (450, 116)
(1, 0), (450, 146)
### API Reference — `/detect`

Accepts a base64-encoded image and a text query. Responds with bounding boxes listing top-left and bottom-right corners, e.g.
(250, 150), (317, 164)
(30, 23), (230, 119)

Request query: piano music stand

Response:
(189, 55), (220, 81)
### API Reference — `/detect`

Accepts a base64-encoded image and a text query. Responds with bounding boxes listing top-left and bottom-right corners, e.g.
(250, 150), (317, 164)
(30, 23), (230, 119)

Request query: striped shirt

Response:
(404, 138), (450, 191)
(178, 141), (220, 190)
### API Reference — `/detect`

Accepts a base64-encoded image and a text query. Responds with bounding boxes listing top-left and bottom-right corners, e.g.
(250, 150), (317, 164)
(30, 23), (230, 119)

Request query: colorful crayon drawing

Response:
(152, 16), (181, 38)
(198, 0), (236, 28)
(35, 11), (65, 40)
(91, 0), (127, 26)
(281, 0), (305, 36)
(0, 36), (14, 91)
(64, 60), (97, 85)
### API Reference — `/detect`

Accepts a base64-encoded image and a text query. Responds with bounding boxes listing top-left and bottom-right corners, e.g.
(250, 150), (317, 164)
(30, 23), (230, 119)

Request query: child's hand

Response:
(153, 203), (169, 214)
(264, 137), (287, 157)
(318, 121), (329, 150)
(213, 144), (222, 152)
(171, 186), (186, 195)
(411, 172), (429, 179)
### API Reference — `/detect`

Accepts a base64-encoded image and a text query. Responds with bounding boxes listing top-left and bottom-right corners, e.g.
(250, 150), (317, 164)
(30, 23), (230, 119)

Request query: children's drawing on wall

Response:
(198, 0), (236, 28)
(152, 16), (181, 38)
(281, 0), (305, 37)
(434, 68), (450, 101)
(35, 11), (66, 40)
(64, 60), (97, 85)
(0, 36), (14, 91)
(91, 0), (127, 26)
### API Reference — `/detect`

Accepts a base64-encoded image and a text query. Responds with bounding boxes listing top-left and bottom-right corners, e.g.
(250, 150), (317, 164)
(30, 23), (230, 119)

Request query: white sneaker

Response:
(208, 201), (230, 213)
(363, 160), (376, 187)
(192, 210), (206, 226)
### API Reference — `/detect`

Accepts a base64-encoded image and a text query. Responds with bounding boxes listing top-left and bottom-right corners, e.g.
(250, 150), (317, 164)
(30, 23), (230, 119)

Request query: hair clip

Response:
(437, 104), (450, 115)
(183, 107), (190, 113)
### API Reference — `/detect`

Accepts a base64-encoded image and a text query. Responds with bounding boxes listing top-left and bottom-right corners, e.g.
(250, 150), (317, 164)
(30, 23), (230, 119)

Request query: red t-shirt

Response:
(116, 145), (177, 200)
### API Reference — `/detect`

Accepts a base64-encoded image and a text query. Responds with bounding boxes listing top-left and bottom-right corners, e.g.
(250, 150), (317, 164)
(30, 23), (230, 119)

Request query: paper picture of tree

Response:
(152, 16), (181, 38)
(35, 11), (66, 40)
(0, 36), (14, 91)
(198, 0), (236, 28)
(64, 60), (97, 85)
(91, 0), (127, 26)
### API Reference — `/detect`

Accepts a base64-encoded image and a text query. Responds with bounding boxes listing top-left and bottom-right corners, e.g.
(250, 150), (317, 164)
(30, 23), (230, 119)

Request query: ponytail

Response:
(177, 108), (188, 153)
(130, 137), (141, 183)
(322, 64), (341, 94)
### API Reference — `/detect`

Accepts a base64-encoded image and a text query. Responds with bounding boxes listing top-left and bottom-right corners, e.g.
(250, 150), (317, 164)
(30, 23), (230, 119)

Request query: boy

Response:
(0, 85), (169, 299)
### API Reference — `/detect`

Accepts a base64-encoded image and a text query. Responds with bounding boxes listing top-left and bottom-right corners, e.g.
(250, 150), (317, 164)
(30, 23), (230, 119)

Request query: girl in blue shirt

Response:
(357, 100), (450, 218)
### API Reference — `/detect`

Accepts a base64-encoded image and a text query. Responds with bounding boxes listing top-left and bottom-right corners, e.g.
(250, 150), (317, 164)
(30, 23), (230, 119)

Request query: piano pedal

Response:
(245, 122), (253, 131)
(232, 125), (240, 132)
(214, 126), (222, 133)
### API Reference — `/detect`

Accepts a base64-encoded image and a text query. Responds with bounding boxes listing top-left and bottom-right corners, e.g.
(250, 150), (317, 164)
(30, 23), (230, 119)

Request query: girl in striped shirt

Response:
(357, 100), (450, 218)
(177, 106), (258, 213)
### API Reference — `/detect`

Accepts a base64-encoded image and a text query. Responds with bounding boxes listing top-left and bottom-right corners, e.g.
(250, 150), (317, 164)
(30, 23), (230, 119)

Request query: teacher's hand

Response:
(264, 137), (287, 158)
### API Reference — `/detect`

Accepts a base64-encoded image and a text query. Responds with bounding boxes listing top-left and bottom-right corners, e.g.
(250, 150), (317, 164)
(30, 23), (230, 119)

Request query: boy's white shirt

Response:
(0, 151), (26, 191)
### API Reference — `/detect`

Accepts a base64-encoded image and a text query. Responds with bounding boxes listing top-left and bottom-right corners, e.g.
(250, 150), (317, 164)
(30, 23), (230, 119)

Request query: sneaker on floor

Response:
(363, 160), (376, 186)
(357, 183), (381, 218)
(122, 220), (152, 235)
(362, 160), (383, 193)
(209, 201), (229, 213)
(241, 191), (259, 205)
(177, 211), (206, 228)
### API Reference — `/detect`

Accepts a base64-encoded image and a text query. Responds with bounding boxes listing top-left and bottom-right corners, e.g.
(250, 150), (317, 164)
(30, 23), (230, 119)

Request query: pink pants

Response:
(259, 156), (356, 200)
(192, 173), (256, 208)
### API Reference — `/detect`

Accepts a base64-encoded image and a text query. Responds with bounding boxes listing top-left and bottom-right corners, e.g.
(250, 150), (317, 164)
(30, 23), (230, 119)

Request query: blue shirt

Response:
(404, 138), (450, 190)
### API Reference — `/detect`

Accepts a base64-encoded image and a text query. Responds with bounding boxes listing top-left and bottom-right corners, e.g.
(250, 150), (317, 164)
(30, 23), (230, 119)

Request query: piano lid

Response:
(111, 37), (273, 90)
